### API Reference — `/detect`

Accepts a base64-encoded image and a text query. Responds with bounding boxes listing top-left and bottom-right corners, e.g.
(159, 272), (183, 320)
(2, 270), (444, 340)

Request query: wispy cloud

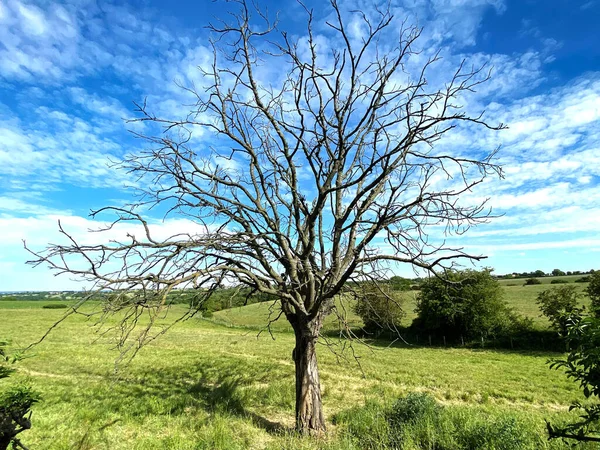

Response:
(0, 0), (598, 288)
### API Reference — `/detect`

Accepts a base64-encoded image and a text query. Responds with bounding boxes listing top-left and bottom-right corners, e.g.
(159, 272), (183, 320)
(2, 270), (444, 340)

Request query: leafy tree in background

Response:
(552, 269), (566, 277)
(389, 276), (412, 292)
(27, 0), (503, 434)
(537, 286), (582, 334)
(354, 283), (405, 333)
(414, 269), (516, 340)
(586, 271), (600, 318)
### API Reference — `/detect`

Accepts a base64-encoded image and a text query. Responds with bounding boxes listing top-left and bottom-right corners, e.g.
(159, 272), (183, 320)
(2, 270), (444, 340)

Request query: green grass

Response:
(497, 274), (589, 285)
(1, 301), (596, 449)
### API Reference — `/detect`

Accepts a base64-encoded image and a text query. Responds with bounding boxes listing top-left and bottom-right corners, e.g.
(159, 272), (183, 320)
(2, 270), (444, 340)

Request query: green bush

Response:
(354, 283), (405, 333)
(576, 276), (591, 283)
(1, 341), (39, 450)
(414, 270), (519, 341)
(42, 303), (68, 309)
(537, 286), (582, 333)
(389, 276), (412, 291)
(523, 278), (542, 286)
(389, 392), (441, 427)
(547, 314), (600, 443)
(586, 272), (600, 318)
(388, 392), (443, 448)
(550, 279), (568, 284)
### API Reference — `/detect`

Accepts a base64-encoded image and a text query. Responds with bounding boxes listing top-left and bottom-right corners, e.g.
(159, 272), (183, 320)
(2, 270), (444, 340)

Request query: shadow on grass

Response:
(103, 355), (293, 435)
(331, 326), (567, 357)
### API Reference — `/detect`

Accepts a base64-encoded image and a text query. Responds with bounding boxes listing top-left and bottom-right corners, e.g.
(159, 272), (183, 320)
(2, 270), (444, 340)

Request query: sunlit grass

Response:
(1, 302), (595, 449)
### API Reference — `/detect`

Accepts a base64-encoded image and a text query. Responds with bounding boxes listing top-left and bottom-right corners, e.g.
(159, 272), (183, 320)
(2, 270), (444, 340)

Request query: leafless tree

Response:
(27, 0), (504, 434)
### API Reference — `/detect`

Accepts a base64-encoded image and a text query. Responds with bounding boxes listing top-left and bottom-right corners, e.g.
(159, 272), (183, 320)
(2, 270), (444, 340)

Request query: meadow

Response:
(212, 277), (591, 331)
(0, 278), (596, 449)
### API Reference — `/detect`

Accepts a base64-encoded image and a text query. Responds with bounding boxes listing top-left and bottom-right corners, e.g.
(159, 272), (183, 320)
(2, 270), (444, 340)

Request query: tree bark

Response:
(292, 315), (326, 435)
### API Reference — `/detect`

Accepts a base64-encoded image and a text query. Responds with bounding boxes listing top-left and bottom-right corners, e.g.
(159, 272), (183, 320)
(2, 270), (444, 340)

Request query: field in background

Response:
(213, 280), (591, 330)
(1, 296), (597, 449)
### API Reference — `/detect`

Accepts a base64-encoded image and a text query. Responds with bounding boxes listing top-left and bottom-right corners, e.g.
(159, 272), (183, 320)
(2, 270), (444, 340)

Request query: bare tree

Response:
(28, 0), (504, 434)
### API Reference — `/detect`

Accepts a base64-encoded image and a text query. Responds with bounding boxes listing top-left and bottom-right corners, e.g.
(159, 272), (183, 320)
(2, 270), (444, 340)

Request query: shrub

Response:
(586, 271), (600, 318)
(1, 341), (39, 450)
(354, 283), (405, 333)
(550, 279), (568, 284)
(389, 276), (412, 291)
(546, 314), (600, 443)
(42, 303), (68, 309)
(537, 286), (582, 333)
(388, 392), (443, 448)
(389, 392), (441, 427)
(414, 269), (518, 341)
(576, 276), (591, 283)
(523, 278), (541, 286)
(456, 414), (531, 450)
(336, 393), (543, 450)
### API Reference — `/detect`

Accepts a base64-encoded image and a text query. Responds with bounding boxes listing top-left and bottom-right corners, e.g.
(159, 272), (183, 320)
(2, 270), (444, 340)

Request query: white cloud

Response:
(16, 2), (47, 36)
(468, 237), (600, 253)
(0, 0), (599, 289)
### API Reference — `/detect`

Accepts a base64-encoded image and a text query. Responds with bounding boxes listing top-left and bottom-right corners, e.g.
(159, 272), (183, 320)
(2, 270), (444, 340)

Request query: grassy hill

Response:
(213, 281), (591, 331)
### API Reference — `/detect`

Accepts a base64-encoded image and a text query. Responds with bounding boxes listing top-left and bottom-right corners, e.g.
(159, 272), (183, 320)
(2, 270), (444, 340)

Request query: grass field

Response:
(1, 293), (597, 449)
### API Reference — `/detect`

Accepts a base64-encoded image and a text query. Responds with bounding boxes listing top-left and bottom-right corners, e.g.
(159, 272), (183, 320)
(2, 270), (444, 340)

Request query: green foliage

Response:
(586, 272), (600, 318)
(197, 287), (277, 316)
(354, 283), (405, 333)
(337, 393), (544, 450)
(388, 392), (442, 448)
(414, 270), (519, 340)
(547, 314), (600, 443)
(0, 343), (15, 381)
(576, 276), (592, 283)
(456, 414), (532, 450)
(333, 400), (390, 450)
(389, 392), (440, 426)
(1, 341), (39, 450)
(42, 303), (68, 309)
(552, 269), (567, 277)
(524, 278), (542, 286)
(537, 286), (583, 333)
(388, 276), (412, 291)
(550, 279), (569, 284)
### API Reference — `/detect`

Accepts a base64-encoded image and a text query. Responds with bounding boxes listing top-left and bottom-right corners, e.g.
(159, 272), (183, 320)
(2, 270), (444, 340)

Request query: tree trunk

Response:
(292, 315), (326, 435)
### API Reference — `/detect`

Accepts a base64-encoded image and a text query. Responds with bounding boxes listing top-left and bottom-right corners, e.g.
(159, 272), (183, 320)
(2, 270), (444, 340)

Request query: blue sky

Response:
(0, 0), (599, 291)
